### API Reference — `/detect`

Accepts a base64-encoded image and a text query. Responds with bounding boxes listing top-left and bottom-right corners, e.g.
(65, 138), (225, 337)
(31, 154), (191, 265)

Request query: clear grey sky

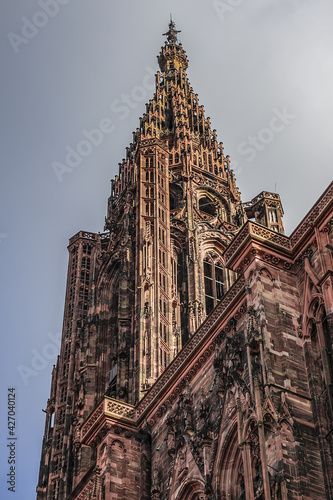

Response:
(1, 1), (332, 498)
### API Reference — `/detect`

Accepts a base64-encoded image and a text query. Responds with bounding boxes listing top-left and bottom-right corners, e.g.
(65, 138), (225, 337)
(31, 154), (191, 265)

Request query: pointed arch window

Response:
(306, 306), (333, 446)
(220, 426), (246, 500)
(204, 257), (224, 314)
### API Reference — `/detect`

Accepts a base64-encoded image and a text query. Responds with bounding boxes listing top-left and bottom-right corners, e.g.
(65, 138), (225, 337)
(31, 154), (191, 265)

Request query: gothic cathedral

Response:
(37, 21), (333, 500)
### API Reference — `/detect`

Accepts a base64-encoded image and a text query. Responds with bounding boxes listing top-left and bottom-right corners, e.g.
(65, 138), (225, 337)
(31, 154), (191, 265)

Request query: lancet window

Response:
(268, 209), (277, 223)
(55, 432), (63, 451)
(82, 244), (91, 255)
(51, 480), (59, 500)
(203, 256), (224, 314)
(220, 427), (245, 500)
(145, 157), (153, 168)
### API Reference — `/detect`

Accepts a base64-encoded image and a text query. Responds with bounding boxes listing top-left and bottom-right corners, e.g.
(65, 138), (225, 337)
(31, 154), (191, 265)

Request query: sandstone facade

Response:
(37, 22), (333, 500)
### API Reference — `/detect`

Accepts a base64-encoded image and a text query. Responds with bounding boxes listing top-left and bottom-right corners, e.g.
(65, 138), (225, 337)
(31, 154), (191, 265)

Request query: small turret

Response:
(243, 191), (285, 234)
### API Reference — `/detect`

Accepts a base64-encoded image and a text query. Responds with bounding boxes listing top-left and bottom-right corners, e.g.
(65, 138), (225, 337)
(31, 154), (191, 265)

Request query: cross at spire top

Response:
(162, 18), (181, 44)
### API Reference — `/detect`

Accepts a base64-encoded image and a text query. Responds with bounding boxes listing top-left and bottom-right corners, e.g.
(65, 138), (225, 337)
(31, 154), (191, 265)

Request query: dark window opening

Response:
(170, 194), (176, 210)
(204, 261), (214, 314)
(82, 244), (91, 255)
(215, 264), (224, 302)
(204, 259), (225, 315)
(199, 196), (216, 216)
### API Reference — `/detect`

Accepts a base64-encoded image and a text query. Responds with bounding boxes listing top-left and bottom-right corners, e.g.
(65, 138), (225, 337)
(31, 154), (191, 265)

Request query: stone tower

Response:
(41, 22), (331, 500)
(37, 20), (246, 498)
(103, 20), (245, 402)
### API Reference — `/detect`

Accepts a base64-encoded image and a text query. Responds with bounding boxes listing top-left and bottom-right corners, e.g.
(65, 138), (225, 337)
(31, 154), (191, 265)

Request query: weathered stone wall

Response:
(146, 252), (330, 499)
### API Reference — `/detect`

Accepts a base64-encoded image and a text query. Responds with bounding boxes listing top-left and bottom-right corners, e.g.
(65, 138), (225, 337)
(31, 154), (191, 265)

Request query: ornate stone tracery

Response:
(37, 18), (333, 500)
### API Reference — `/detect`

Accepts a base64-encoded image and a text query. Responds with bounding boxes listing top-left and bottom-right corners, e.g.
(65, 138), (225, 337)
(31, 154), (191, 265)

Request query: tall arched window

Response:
(219, 426), (245, 500)
(203, 256), (224, 314)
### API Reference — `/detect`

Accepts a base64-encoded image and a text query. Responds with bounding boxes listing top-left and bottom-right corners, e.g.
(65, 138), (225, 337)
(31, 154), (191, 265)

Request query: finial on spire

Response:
(163, 17), (181, 44)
